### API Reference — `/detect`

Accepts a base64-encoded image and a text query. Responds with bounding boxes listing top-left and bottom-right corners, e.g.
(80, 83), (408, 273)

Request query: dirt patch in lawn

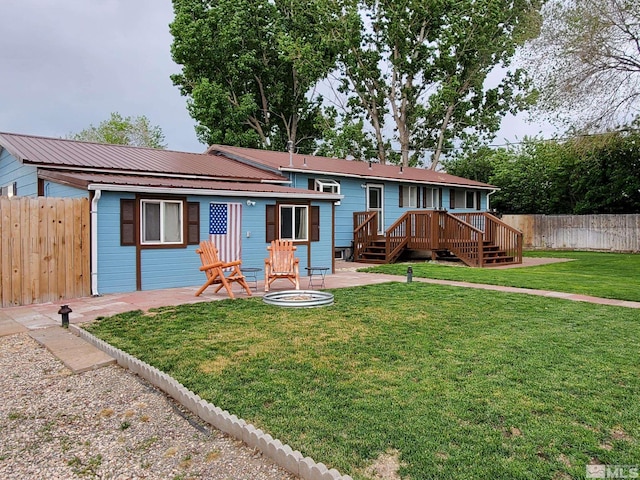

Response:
(363, 449), (402, 480)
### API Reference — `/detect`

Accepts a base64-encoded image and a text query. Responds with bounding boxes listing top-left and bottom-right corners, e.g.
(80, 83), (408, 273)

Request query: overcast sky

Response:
(1, 0), (556, 155)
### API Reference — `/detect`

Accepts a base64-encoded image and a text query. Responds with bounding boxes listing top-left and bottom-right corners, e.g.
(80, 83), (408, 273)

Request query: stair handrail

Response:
(481, 212), (523, 264)
(449, 212), (523, 266)
(353, 211), (378, 261)
(385, 212), (412, 263)
(440, 212), (484, 267)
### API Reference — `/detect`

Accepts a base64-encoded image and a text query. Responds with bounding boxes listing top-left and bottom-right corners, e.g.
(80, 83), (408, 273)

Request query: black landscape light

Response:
(58, 305), (72, 328)
(407, 266), (413, 283)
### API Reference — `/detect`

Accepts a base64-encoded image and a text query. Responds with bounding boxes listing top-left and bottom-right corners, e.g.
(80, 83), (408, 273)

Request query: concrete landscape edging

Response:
(70, 324), (353, 480)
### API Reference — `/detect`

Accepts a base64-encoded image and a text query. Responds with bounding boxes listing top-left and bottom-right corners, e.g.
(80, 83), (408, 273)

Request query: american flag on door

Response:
(209, 203), (242, 264)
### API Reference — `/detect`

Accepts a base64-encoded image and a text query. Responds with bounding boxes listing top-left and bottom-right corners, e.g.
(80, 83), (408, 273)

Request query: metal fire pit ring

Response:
(262, 290), (334, 308)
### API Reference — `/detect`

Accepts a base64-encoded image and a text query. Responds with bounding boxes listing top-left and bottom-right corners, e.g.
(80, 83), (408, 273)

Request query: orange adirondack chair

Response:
(264, 239), (300, 291)
(195, 241), (252, 299)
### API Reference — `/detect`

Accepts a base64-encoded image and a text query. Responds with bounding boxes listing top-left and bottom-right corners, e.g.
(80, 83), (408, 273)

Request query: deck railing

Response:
(352, 211), (378, 261)
(353, 210), (523, 266)
(385, 213), (412, 263)
(452, 212), (523, 264)
(439, 213), (483, 267)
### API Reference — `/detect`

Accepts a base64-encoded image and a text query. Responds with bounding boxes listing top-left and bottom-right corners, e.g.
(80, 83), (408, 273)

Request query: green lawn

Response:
(85, 283), (640, 479)
(362, 251), (640, 302)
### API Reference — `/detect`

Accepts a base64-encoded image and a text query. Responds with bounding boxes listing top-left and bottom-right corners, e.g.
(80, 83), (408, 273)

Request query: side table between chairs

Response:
(240, 267), (261, 291)
(305, 266), (329, 289)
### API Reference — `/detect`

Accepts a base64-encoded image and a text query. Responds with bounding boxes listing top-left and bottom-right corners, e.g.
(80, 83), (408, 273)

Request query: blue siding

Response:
(44, 181), (88, 198)
(95, 192), (335, 293)
(96, 192), (137, 294)
(286, 170), (491, 248)
(0, 149), (38, 196)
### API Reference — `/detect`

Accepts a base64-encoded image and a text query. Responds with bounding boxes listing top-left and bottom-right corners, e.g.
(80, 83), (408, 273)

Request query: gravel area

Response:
(0, 333), (298, 480)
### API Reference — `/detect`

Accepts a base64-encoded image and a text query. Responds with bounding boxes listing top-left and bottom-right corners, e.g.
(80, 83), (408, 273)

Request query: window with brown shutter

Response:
(266, 204), (276, 242)
(120, 199), (136, 246)
(399, 185), (404, 207)
(187, 202), (200, 244)
(310, 206), (320, 241)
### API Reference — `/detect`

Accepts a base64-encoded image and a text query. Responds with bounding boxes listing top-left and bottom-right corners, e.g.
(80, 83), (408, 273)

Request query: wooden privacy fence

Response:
(0, 197), (91, 307)
(502, 214), (640, 252)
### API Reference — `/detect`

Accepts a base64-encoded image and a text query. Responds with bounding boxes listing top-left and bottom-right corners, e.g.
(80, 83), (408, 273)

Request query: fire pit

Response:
(262, 290), (334, 308)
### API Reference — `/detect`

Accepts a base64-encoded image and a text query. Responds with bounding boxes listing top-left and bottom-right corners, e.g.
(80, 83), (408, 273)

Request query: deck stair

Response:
(358, 238), (388, 263)
(353, 210), (522, 267)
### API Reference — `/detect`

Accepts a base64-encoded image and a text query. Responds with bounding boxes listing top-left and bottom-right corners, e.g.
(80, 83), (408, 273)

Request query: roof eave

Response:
(280, 167), (496, 190)
(86, 183), (343, 201)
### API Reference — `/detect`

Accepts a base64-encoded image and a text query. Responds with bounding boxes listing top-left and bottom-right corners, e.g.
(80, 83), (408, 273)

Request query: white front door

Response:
(366, 184), (384, 234)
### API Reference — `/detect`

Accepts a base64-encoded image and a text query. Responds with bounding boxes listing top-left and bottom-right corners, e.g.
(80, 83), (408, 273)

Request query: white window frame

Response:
(402, 186), (418, 208)
(424, 188), (436, 209)
(314, 179), (340, 194)
(465, 191), (477, 209)
(279, 204), (308, 241)
(1, 182), (16, 197)
(366, 184), (384, 234)
(140, 199), (184, 245)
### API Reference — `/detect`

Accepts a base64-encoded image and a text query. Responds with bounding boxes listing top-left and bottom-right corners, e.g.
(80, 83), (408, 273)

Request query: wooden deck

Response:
(353, 210), (523, 267)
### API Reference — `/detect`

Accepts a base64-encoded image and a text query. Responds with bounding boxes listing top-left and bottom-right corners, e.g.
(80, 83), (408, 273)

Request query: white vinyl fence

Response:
(501, 214), (640, 252)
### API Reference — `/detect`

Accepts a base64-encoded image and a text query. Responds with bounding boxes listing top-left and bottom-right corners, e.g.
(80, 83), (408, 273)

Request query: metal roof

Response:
(0, 132), (287, 183)
(37, 170), (341, 200)
(208, 144), (496, 189)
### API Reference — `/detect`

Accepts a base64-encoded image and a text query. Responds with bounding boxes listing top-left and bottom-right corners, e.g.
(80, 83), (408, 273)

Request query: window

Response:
(279, 204), (308, 241)
(423, 188), (436, 208)
(1, 182), (16, 197)
(466, 191), (476, 209)
(400, 186), (438, 209)
(141, 199), (183, 245)
(314, 179), (340, 194)
(402, 186), (418, 208)
(121, 198), (199, 247)
(449, 189), (481, 210)
(266, 204), (319, 243)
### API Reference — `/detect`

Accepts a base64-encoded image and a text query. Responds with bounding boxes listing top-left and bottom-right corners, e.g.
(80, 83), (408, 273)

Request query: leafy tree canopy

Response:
(170, 0), (343, 153)
(323, 0), (543, 168)
(444, 131), (640, 214)
(523, 0), (640, 132)
(67, 112), (166, 149)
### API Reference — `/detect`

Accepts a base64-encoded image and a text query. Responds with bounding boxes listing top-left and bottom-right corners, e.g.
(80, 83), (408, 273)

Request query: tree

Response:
(444, 132), (640, 214)
(325, 0), (542, 168)
(169, 0), (342, 152)
(523, 0), (640, 132)
(67, 112), (166, 149)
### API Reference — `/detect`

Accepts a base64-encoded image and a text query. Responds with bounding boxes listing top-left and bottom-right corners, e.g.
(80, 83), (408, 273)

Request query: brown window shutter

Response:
(308, 178), (315, 190)
(310, 206), (320, 242)
(120, 199), (136, 246)
(399, 185), (404, 207)
(266, 204), (276, 242)
(438, 188), (443, 209)
(187, 202), (200, 244)
(417, 187), (421, 208)
(449, 189), (455, 209)
(476, 191), (481, 210)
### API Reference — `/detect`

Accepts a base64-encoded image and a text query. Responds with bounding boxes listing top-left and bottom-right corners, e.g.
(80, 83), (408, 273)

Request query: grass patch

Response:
(84, 284), (640, 479)
(362, 251), (640, 302)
